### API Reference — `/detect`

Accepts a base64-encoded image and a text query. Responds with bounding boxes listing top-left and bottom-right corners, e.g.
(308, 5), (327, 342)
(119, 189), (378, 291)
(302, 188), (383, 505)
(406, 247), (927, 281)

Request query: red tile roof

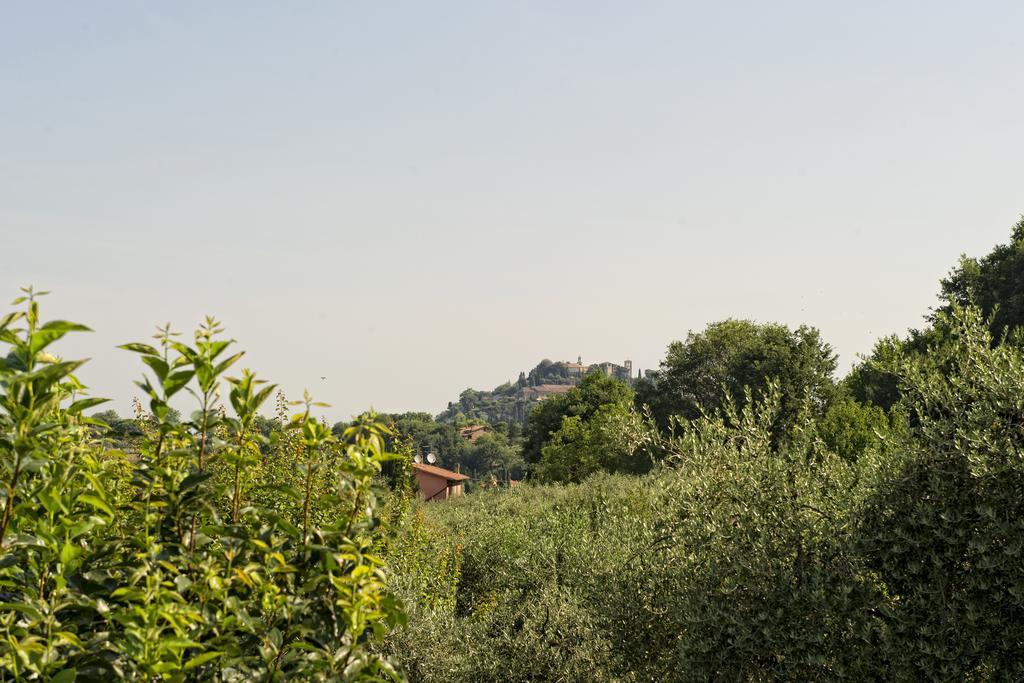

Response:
(412, 462), (470, 481)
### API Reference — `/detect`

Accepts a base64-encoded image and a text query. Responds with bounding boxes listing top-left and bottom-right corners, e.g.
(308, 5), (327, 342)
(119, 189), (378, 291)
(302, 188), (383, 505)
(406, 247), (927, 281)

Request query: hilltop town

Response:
(435, 357), (638, 425)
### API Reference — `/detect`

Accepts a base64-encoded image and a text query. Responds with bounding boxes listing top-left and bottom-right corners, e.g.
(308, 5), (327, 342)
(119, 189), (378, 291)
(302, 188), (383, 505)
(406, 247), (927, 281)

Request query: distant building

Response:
(590, 360), (634, 383)
(412, 462), (469, 502)
(566, 356), (588, 380)
(458, 424), (490, 443)
(519, 384), (574, 401)
(565, 357), (635, 385)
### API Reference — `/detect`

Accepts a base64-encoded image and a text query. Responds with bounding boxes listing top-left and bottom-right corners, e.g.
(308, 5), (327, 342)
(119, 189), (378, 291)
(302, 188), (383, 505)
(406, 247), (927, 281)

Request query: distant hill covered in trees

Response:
(435, 357), (636, 425)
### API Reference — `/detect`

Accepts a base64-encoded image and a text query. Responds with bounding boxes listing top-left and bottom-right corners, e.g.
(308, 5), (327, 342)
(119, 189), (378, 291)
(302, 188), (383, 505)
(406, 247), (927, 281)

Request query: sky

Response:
(2, 1), (1023, 420)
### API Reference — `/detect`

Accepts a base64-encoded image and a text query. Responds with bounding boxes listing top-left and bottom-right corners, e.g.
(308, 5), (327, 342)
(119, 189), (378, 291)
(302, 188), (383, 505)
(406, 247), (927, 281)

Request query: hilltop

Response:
(436, 357), (637, 425)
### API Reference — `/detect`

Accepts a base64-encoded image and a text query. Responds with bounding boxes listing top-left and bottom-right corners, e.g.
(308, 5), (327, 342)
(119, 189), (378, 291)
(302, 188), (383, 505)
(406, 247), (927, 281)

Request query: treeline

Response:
(382, 218), (1024, 681)
(90, 407), (525, 489)
(521, 220), (1024, 483)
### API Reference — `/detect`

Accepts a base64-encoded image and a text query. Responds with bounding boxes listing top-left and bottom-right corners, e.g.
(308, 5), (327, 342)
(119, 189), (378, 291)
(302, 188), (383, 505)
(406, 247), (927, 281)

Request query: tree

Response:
(522, 373), (634, 465)
(849, 218), (1024, 411)
(463, 433), (524, 482)
(816, 395), (895, 461)
(843, 335), (904, 411)
(636, 319), (837, 438)
(527, 359), (572, 386)
(936, 216), (1024, 342)
(92, 409), (143, 438)
(856, 302), (1024, 678)
(351, 412), (468, 473)
(537, 400), (650, 483)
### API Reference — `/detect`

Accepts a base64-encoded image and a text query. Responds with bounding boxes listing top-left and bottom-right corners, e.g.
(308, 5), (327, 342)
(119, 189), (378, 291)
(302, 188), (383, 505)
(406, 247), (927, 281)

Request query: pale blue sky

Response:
(3, 2), (1023, 419)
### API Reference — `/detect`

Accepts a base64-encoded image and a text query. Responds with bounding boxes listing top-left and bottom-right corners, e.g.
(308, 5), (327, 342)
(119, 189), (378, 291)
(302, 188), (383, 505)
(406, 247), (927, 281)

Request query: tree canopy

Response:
(937, 217), (1024, 341)
(522, 373), (634, 466)
(848, 217), (1024, 410)
(635, 319), (838, 437)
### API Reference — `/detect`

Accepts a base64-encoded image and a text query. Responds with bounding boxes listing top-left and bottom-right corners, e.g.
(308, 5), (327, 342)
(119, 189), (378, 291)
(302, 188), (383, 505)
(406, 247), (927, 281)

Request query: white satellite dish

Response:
(413, 454), (422, 464)
(426, 452), (437, 464)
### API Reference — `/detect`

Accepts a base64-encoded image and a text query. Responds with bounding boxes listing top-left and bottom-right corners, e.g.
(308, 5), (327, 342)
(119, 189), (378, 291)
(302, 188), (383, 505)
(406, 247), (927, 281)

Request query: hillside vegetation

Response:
(2, 219), (1024, 680)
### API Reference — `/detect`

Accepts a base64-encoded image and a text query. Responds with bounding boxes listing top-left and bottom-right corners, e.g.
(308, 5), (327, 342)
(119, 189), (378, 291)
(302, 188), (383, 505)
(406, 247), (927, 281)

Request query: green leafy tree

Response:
(843, 335), (904, 410)
(855, 302), (1024, 678)
(848, 218), (1024, 411)
(537, 400), (651, 483)
(816, 395), (896, 461)
(522, 373), (634, 465)
(636, 319), (837, 438)
(936, 217), (1024, 341)
(463, 432), (523, 482)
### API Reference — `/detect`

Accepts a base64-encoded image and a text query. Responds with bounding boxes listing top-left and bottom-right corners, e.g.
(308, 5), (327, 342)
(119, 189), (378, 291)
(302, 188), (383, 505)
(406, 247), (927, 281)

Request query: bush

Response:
(816, 395), (897, 461)
(855, 303), (1024, 678)
(0, 289), (404, 680)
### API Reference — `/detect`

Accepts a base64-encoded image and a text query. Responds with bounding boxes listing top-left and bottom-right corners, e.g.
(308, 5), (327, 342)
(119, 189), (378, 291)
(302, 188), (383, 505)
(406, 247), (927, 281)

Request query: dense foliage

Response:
(635, 319), (837, 437)
(333, 412), (524, 485)
(937, 217), (1024, 341)
(384, 302), (1024, 680)
(0, 290), (404, 681)
(850, 218), (1024, 410)
(6, 219), (1024, 680)
(521, 373), (635, 467)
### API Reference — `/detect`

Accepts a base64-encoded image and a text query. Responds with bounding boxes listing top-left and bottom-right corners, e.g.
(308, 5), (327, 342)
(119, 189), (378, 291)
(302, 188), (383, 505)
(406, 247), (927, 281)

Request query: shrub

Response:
(856, 303), (1024, 679)
(0, 289), (404, 680)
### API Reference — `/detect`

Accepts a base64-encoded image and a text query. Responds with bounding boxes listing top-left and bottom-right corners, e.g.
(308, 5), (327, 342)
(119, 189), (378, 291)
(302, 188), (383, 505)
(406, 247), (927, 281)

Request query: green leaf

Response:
(141, 355), (170, 381)
(207, 340), (233, 360)
(161, 637), (201, 651)
(214, 351), (245, 377)
(24, 359), (87, 385)
(184, 651), (224, 669)
(50, 669), (76, 683)
(164, 369), (194, 396)
(171, 342), (199, 364)
(31, 321), (91, 354)
(180, 471), (213, 493)
(60, 542), (80, 566)
(117, 342), (160, 356)
(78, 494), (114, 518)
(0, 602), (43, 620)
(67, 397), (110, 415)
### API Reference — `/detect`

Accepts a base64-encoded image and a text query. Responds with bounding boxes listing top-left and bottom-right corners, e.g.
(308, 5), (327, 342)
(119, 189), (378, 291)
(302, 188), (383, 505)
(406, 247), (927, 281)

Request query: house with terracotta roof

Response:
(458, 424), (490, 444)
(412, 462), (470, 502)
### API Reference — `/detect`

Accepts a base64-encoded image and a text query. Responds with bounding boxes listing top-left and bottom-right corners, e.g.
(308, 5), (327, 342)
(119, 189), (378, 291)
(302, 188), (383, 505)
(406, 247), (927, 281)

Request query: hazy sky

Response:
(3, 2), (1023, 420)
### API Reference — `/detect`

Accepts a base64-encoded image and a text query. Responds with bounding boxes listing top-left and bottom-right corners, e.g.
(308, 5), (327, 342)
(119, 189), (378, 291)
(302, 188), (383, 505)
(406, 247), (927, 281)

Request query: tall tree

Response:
(522, 373), (634, 465)
(848, 218), (1024, 410)
(636, 319), (837, 436)
(936, 217), (1024, 342)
